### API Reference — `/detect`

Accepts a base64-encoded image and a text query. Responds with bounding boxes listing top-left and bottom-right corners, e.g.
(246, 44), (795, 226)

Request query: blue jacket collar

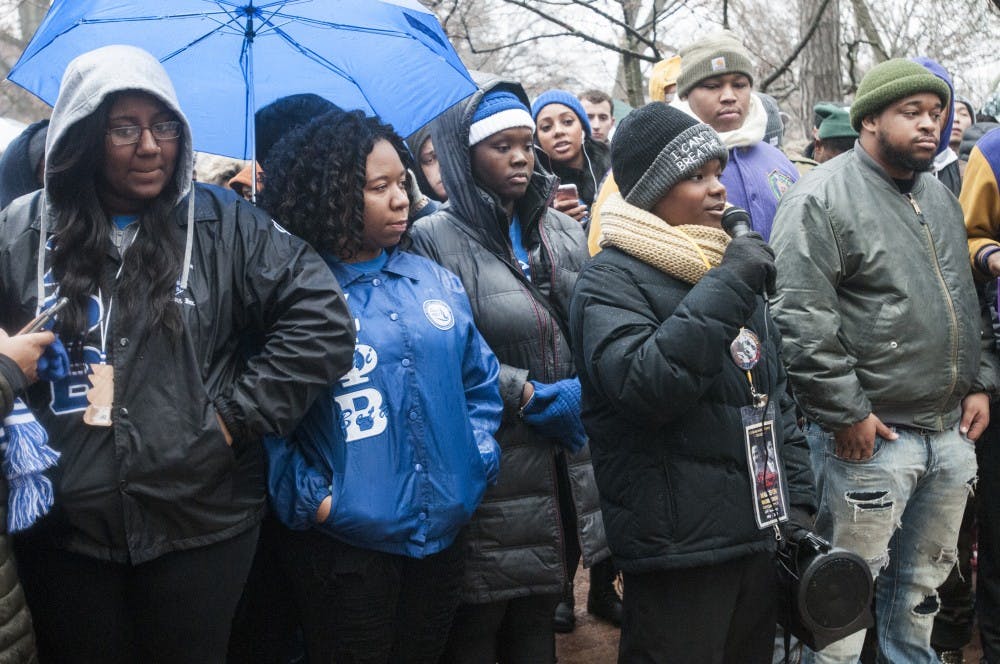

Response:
(326, 248), (422, 286)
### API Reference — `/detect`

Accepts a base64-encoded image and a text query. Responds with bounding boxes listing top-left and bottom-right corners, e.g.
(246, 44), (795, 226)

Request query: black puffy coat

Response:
(409, 78), (609, 604)
(0, 185), (355, 564)
(570, 247), (815, 573)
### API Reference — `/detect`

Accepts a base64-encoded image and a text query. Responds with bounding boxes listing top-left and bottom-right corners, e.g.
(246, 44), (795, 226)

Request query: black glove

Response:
(719, 233), (776, 295)
(780, 505), (816, 546)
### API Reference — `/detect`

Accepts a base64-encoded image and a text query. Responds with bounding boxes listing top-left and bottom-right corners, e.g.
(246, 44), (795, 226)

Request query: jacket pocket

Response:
(854, 300), (904, 359)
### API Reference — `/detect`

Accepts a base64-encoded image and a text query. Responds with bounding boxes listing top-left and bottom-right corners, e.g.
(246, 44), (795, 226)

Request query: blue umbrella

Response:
(7, 0), (476, 159)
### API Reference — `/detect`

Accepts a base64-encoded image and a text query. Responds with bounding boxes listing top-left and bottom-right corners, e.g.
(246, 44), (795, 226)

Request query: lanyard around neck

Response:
(96, 226), (139, 360)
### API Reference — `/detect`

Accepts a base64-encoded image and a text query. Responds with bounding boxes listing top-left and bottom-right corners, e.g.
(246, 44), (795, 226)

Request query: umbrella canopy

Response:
(8, 0), (476, 159)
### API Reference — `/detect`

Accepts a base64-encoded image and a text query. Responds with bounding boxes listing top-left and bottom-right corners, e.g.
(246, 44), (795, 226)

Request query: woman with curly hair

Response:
(259, 109), (503, 664)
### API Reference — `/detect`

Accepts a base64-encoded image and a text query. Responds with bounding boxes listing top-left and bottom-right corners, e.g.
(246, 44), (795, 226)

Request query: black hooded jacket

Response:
(408, 77), (609, 604)
(0, 46), (356, 565)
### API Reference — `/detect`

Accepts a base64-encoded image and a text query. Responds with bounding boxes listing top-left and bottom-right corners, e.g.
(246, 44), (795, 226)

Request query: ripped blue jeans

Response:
(802, 422), (976, 664)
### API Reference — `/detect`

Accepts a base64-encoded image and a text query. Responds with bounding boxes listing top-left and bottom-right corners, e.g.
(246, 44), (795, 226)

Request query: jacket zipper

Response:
(909, 192), (958, 429)
(508, 211), (551, 379)
(536, 223), (561, 378)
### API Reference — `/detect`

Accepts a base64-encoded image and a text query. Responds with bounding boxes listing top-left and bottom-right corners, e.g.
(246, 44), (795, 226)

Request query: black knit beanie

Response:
(612, 103), (729, 211)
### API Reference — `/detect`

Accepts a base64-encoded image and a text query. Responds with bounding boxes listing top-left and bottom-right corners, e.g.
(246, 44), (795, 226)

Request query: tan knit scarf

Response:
(599, 193), (731, 284)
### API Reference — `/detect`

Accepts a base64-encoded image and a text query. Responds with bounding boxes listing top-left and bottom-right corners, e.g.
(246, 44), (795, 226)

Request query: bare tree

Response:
(797, 0), (841, 135)
(426, 0), (693, 105)
(1, 0), (52, 122)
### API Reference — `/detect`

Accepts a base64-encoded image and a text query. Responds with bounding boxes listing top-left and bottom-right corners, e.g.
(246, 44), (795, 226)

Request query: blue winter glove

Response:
(521, 378), (587, 453)
(36, 336), (69, 382)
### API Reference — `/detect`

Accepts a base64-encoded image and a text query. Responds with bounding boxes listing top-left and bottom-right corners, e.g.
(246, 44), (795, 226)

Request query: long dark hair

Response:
(259, 109), (412, 260)
(46, 91), (184, 344)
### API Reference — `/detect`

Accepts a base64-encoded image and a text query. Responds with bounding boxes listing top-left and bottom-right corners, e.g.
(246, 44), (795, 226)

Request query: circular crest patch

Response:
(423, 299), (455, 330)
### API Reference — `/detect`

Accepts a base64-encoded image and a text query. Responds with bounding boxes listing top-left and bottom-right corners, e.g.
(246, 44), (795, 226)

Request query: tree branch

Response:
(564, 0), (658, 54)
(759, 0), (833, 91)
(465, 31), (577, 54)
(497, 0), (658, 62)
(849, 0), (889, 61)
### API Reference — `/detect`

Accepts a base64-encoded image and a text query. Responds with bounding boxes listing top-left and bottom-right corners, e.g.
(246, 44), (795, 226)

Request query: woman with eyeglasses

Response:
(0, 45), (355, 663)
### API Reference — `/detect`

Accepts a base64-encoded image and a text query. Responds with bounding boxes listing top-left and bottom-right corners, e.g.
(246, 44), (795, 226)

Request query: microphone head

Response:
(721, 206), (752, 238)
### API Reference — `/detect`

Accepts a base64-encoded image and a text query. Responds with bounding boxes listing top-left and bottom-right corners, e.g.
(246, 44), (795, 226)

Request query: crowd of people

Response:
(1, 21), (1000, 664)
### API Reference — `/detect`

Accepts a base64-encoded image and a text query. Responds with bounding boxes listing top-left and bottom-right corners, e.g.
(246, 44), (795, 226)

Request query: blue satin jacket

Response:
(266, 249), (502, 558)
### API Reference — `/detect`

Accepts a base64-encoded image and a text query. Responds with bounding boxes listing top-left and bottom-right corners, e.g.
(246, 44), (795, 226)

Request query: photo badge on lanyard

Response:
(731, 326), (788, 529)
(84, 364), (114, 427)
(83, 287), (114, 427)
(741, 402), (788, 529)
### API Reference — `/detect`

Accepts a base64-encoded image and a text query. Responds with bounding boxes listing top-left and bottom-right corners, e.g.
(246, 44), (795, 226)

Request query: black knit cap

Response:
(612, 103), (729, 211)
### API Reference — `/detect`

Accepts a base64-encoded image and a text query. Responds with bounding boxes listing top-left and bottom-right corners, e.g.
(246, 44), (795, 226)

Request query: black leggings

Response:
(441, 594), (561, 664)
(15, 525), (260, 664)
(280, 528), (465, 664)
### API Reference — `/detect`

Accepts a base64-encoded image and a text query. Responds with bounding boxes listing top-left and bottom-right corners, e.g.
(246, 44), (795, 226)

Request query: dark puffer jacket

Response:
(0, 361), (37, 663)
(570, 247), (815, 572)
(409, 77), (609, 604)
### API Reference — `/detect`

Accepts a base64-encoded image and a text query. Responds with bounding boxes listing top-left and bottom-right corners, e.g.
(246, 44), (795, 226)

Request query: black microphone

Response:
(721, 206), (752, 238)
(721, 205), (773, 300)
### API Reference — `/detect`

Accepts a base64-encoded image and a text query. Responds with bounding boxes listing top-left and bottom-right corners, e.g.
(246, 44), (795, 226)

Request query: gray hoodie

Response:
(35, 44), (198, 303)
(45, 44), (194, 205)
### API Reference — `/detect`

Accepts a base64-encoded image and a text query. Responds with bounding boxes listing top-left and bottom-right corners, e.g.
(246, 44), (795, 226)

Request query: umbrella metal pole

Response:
(245, 3), (258, 203)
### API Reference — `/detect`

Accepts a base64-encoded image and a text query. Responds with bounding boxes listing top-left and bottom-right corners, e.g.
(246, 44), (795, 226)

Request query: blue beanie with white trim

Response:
(469, 90), (535, 146)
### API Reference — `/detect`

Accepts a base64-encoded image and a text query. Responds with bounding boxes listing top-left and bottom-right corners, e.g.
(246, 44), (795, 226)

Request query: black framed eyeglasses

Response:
(106, 121), (182, 146)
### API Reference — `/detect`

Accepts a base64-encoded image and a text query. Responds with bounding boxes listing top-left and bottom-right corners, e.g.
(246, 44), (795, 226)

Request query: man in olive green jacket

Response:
(770, 59), (997, 664)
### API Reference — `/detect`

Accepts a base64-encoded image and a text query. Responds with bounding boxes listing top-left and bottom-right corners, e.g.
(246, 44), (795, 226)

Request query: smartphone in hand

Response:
(555, 183), (579, 204)
(18, 297), (69, 335)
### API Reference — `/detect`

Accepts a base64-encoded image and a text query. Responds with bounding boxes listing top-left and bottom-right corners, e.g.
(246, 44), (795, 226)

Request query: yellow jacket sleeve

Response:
(587, 174), (619, 256)
(962, 145), (1000, 277)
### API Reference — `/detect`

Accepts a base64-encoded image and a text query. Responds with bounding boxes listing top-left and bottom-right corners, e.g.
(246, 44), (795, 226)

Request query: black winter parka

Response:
(570, 247), (815, 573)
(409, 78), (609, 604)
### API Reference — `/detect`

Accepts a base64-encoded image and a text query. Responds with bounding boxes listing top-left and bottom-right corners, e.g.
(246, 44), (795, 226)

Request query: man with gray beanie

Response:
(671, 30), (798, 241)
(770, 58), (997, 664)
